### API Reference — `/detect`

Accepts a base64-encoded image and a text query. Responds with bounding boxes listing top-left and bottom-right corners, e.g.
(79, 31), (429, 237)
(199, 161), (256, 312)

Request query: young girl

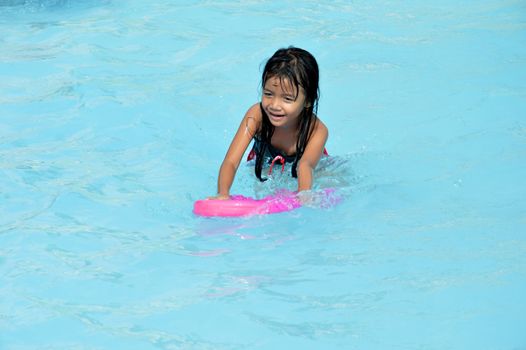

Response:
(215, 47), (328, 199)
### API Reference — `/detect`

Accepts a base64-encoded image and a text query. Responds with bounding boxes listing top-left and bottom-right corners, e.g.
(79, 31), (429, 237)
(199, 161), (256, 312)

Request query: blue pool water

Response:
(1, 1), (526, 349)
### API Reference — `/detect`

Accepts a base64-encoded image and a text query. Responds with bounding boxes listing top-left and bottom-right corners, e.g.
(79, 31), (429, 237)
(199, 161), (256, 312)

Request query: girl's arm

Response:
(296, 120), (329, 192)
(216, 103), (261, 198)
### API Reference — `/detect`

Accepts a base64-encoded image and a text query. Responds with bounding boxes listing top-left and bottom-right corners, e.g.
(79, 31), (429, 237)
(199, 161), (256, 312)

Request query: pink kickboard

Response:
(193, 191), (301, 217)
(193, 188), (340, 217)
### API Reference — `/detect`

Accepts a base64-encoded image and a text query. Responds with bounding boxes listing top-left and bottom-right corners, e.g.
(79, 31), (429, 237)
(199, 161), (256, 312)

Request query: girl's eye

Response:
(263, 92), (272, 97)
(284, 97), (295, 102)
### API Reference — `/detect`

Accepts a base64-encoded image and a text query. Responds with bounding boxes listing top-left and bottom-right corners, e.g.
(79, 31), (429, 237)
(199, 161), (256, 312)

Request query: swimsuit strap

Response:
(250, 137), (297, 164)
(268, 155), (286, 175)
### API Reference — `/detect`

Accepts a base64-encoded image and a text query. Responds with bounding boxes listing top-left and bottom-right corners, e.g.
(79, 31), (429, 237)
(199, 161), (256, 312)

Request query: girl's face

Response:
(261, 76), (308, 129)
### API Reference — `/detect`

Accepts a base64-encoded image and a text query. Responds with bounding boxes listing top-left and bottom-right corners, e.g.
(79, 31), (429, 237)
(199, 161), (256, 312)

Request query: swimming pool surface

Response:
(1, 1), (525, 349)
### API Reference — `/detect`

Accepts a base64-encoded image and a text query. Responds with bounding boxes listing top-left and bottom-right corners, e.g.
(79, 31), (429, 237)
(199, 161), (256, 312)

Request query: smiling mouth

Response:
(268, 112), (285, 120)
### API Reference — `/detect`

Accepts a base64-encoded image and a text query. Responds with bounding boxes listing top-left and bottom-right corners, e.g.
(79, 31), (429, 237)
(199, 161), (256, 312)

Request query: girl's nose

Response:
(269, 99), (281, 111)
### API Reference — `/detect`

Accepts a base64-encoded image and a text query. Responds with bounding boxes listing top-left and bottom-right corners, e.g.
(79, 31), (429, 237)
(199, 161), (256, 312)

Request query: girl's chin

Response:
(269, 117), (285, 124)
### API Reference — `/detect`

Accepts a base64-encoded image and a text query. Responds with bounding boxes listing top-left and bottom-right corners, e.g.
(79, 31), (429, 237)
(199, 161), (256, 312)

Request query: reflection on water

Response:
(0, 0), (107, 10)
(0, 0), (110, 20)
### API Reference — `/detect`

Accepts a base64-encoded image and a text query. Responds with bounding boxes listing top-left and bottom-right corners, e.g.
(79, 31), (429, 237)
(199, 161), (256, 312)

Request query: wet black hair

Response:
(255, 46), (320, 181)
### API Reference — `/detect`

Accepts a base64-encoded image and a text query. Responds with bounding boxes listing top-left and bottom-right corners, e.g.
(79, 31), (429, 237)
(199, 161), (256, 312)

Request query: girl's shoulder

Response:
(245, 102), (263, 121)
(244, 102), (263, 136)
(313, 115), (329, 136)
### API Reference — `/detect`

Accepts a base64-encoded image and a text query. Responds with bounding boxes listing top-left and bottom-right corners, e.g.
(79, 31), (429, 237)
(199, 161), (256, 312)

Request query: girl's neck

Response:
(271, 127), (299, 156)
(273, 125), (298, 138)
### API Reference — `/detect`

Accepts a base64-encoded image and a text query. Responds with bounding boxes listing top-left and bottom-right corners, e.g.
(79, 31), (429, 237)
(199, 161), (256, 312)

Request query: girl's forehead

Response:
(265, 76), (298, 93)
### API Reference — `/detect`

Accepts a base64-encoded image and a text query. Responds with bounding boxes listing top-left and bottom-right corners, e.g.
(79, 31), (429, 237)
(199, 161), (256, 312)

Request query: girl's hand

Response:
(296, 190), (313, 206)
(207, 194), (230, 200)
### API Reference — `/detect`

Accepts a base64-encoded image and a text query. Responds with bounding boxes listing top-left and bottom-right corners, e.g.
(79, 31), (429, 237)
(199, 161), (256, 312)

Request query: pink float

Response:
(193, 188), (339, 217)
(193, 190), (300, 217)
